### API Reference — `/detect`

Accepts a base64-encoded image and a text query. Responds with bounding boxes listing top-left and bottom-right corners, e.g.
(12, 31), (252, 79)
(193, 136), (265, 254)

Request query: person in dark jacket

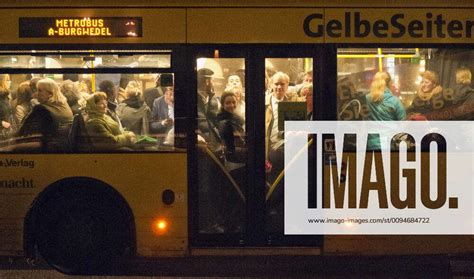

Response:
(18, 78), (73, 151)
(197, 68), (220, 147)
(452, 67), (473, 120)
(150, 86), (174, 134)
(116, 83), (151, 135)
(216, 91), (245, 163)
(0, 74), (13, 140)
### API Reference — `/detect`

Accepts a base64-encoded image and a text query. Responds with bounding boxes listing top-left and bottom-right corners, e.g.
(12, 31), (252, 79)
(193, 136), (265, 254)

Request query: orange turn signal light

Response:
(153, 218), (169, 235)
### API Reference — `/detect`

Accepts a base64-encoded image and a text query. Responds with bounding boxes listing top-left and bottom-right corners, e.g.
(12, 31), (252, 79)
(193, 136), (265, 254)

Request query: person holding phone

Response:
(150, 86), (174, 134)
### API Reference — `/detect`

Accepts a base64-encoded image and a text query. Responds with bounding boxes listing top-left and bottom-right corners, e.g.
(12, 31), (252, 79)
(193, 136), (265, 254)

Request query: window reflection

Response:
(337, 48), (474, 121)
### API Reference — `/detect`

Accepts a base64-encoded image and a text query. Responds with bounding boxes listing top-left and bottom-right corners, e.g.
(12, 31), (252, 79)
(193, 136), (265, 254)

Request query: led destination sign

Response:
(19, 17), (142, 38)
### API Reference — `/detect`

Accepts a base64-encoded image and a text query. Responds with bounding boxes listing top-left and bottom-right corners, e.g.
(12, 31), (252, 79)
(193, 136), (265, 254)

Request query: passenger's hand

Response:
(1, 121), (11, 129)
(162, 118), (174, 127)
(197, 134), (206, 144)
(128, 131), (137, 143)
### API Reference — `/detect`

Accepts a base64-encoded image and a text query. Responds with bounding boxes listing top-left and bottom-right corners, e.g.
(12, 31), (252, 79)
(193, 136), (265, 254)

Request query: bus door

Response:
(192, 47), (249, 245)
(261, 46), (324, 246)
(191, 46), (325, 247)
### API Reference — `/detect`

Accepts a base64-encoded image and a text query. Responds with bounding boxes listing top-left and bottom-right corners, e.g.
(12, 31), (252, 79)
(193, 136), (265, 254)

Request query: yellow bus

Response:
(0, 0), (472, 275)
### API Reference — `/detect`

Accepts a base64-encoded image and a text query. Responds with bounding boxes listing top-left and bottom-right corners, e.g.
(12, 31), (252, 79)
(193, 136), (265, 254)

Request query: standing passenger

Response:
(225, 74), (245, 119)
(197, 68), (220, 145)
(216, 91), (245, 163)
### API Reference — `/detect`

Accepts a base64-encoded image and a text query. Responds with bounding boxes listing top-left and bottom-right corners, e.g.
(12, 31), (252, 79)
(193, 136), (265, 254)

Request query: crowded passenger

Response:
(225, 73), (245, 119)
(85, 92), (136, 151)
(302, 83), (314, 120)
(150, 86), (174, 134)
(296, 70), (313, 97)
(216, 91), (245, 163)
(99, 80), (123, 129)
(265, 71), (300, 231)
(17, 78), (73, 151)
(197, 68), (220, 145)
(453, 67), (473, 104)
(60, 80), (82, 115)
(0, 74), (13, 140)
(407, 70), (446, 119)
(365, 71), (406, 150)
(14, 81), (33, 124)
(143, 74), (164, 109)
(117, 81), (151, 135)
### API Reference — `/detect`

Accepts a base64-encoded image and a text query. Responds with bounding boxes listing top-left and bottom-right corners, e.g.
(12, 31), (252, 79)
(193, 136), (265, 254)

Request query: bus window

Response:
(264, 58), (312, 233)
(196, 58), (246, 234)
(337, 48), (474, 121)
(0, 70), (182, 153)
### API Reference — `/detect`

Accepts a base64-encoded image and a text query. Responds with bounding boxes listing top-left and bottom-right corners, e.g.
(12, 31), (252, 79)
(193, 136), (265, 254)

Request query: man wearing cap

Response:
(197, 68), (220, 144)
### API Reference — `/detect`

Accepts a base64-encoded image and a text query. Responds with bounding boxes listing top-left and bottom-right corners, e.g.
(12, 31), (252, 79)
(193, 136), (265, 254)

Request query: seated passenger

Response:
(150, 86), (174, 134)
(216, 91), (245, 163)
(407, 70), (447, 119)
(0, 74), (13, 140)
(85, 92), (136, 151)
(60, 80), (82, 115)
(452, 67), (473, 119)
(14, 81), (33, 124)
(116, 83), (151, 135)
(18, 78), (73, 141)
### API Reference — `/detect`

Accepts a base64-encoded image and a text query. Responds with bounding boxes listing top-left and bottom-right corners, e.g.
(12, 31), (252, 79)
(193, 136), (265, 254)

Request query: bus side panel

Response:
(0, 153), (188, 257)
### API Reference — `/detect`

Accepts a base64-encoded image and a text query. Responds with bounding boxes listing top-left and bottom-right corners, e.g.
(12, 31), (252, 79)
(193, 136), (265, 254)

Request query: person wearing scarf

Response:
(85, 92), (136, 151)
(407, 70), (446, 119)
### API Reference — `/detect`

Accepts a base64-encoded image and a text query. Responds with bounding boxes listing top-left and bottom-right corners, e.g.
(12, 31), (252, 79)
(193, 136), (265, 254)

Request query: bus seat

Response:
(69, 113), (93, 153)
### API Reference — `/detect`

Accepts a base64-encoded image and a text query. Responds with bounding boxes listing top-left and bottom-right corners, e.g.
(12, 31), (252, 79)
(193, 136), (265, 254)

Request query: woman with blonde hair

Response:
(365, 71), (406, 150)
(407, 70), (445, 117)
(0, 74), (13, 139)
(366, 71), (405, 120)
(453, 67), (473, 103)
(18, 78), (73, 148)
(117, 81), (151, 135)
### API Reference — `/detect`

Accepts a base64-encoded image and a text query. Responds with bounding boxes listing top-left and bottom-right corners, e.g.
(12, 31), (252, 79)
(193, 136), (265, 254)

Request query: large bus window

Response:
(196, 58), (246, 234)
(337, 48), (474, 121)
(264, 58), (312, 233)
(0, 71), (182, 153)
